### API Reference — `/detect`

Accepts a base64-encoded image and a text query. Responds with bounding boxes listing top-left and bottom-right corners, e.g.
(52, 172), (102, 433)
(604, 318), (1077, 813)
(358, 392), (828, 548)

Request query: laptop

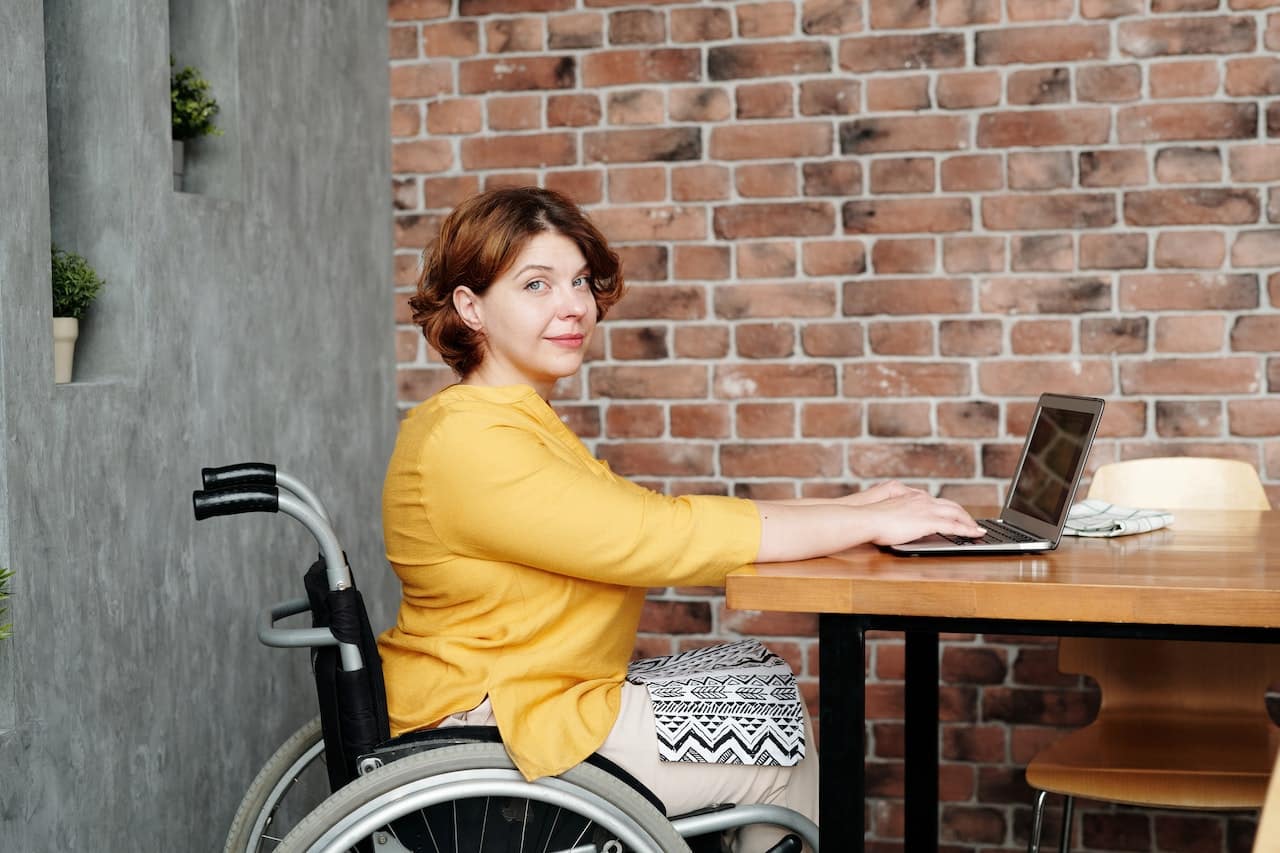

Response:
(888, 393), (1105, 556)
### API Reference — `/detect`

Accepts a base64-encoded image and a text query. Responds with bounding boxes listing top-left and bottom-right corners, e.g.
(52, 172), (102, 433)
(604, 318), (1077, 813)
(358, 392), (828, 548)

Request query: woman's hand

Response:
(854, 492), (986, 546)
(840, 480), (922, 507)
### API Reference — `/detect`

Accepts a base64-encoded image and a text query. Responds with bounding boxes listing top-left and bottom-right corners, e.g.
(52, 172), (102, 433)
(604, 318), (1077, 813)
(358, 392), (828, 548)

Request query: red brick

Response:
(982, 686), (1098, 726)
(458, 56), (574, 94)
(802, 161), (862, 196)
(734, 401), (796, 437)
(866, 75), (932, 112)
(392, 177), (420, 212)
(1232, 315), (1280, 351)
(982, 194), (1115, 230)
(1010, 234), (1072, 271)
(844, 362), (972, 397)
(871, 238), (935, 274)
(736, 242), (796, 279)
(975, 24), (1109, 64)
(390, 103), (421, 138)
(461, 0), (571, 12)
(1080, 233), (1148, 270)
(670, 7), (732, 42)
(487, 95), (540, 131)
(799, 78), (860, 116)
(615, 244), (668, 281)
(460, 133), (575, 169)
(844, 278), (972, 315)
(840, 115), (970, 154)
(581, 48), (700, 87)
(736, 323), (796, 359)
(1154, 230), (1226, 268)
(398, 367), (455, 402)
(978, 108), (1110, 148)
(670, 403), (730, 438)
(850, 443), (976, 478)
(737, 162), (793, 197)
(485, 17), (543, 53)
(844, 198), (973, 234)
(719, 364), (837, 400)
(585, 128), (700, 163)
(1150, 59), (1221, 98)
(607, 8), (664, 44)
(939, 401), (1000, 437)
(1079, 149), (1149, 187)
(390, 0), (451, 21)
(936, 71), (1001, 109)
(1119, 273), (1258, 310)
(597, 442), (715, 478)
(1124, 188), (1260, 225)
(868, 401), (932, 436)
(605, 403), (665, 437)
(1012, 319), (1072, 353)
(1155, 314), (1225, 352)
(1081, 317), (1148, 354)
(1226, 57), (1280, 97)
(589, 365), (708, 398)
(390, 62), (453, 99)
(1008, 151), (1073, 190)
(671, 165), (730, 202)
(708, 41), (831, 80)
(943, 725), (1007, 763)
(673, 325), (730, 360)
(1081, 0), (1144, 15)
(1118, 103), (1258, 144)
(714, 202), (836, 238)
(940, 155), (1003, 192)
(1007, 66), (1071, 106)
(715, 282), (838, 319)
(389, 26), (420, 60)
(938, 0), (1001, 24)
(546, 93), (600, 128)
(1118, 15), (1256, 57)
(943, 236), (1005, 273)
(668, 87), (731, 123)
(738, 2), (797, 38)
(426, 99), (481, 135)
(802, 402), (865, 437)
(1228, 400), (1280, 437)
(801, 322), (864, 357)
(1230, 144), (1280, 182)
(736, 82), (794, 120)
(1009, 0), (1074, 18)
(1232, 230), (1280, 267)
(1155, 146), (1222, 183)
(606, 90), (663, 126)
(870, 0), (931, 28)
(1157, 400), (1224, 438)
(803, 240), (867, 276)
(548, 12), (603, 50)
(544, 169), (603, 205)
(981, 360), (1114, 395)
(1120, 358), (1262, 394)
(940, 319), (1003, 356)
(710, 122), (832, 160)
(802, 0), (864, 34)
(392, 139), (453, 173)
(673, 245), (731, 281)
(591, 205), (707, 241)
(870, 158), (934, 195)
(1078, 63), (1143, 102)
(868, 321), (934, 356)
(838, 33), (966, 72)
(722, 442), (843, 477)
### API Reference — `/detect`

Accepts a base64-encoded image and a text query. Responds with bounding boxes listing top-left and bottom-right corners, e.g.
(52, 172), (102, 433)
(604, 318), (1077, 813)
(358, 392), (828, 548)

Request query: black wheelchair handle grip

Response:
(202, 463), (277, 490)
(192, 487), (279, 521)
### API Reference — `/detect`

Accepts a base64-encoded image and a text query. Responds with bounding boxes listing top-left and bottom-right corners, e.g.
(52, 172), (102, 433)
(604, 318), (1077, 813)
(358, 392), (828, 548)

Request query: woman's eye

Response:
(573, 276), (591, 288)
(525, 280), (546, 292)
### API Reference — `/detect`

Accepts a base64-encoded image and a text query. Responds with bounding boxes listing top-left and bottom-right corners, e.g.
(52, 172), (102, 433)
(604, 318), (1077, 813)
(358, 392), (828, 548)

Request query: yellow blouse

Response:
(377, 383), (762, 781)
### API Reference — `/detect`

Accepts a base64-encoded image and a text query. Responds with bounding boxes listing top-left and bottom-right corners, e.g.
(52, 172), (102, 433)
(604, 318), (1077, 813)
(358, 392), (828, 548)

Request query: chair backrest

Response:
(1063, 457), (1279, 717)
(1255, 749), (1280, 851)
(1087, 456), (1271, 511)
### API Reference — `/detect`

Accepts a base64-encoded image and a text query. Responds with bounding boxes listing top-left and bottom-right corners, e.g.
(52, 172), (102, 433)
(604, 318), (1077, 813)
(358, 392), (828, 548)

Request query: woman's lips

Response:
(546, 334), (586, 348)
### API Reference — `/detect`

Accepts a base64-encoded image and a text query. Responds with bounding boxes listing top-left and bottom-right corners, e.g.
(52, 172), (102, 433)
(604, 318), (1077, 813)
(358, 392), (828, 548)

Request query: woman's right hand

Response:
(855, 491), (985, 546)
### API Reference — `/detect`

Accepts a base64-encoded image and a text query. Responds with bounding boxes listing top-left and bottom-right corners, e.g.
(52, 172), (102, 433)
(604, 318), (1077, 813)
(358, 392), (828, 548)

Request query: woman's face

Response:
(453, 230), (598, 396)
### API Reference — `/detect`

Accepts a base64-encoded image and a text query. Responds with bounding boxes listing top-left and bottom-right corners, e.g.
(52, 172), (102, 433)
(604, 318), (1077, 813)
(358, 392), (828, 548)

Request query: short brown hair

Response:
(409, 187), (625, 377)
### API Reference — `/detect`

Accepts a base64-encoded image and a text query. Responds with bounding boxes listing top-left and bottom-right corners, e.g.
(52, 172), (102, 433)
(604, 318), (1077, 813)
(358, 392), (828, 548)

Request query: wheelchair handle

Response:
(201, 463), (332, 525)
(258, 597), (340, 649)
(192, 487), (278, 520)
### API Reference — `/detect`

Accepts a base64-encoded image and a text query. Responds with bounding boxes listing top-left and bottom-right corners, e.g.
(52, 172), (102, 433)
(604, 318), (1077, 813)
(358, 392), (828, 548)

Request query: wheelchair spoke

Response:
(477, 797), (488, 853)
(540, 807), (562, 853)
(520, 798), (530, 851)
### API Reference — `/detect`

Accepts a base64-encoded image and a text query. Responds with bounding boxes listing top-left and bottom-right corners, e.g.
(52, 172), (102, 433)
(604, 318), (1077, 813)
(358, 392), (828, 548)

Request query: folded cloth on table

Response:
(1063, 499), (1174, 538)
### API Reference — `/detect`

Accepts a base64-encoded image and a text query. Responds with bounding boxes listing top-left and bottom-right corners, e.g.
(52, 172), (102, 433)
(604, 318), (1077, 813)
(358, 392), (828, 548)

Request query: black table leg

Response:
(904, 629), (940, 853)
(819, 613), (866, 853)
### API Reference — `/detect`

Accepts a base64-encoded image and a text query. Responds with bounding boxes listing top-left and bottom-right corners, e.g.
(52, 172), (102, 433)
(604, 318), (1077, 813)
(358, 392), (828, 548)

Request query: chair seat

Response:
(1026, 713), (1280, 809)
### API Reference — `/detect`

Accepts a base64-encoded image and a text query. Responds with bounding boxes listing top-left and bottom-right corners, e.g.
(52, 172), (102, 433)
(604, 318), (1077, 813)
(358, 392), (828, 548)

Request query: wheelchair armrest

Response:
(257, 597), (338, 649)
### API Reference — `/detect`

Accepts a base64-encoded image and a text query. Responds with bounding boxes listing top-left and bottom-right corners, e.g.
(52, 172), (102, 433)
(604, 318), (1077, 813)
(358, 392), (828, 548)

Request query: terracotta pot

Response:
(53, 316), (78, 384)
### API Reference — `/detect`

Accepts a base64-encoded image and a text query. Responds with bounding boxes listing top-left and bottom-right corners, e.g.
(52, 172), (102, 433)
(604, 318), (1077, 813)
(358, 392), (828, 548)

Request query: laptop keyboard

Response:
(940, 520), (1038, 546)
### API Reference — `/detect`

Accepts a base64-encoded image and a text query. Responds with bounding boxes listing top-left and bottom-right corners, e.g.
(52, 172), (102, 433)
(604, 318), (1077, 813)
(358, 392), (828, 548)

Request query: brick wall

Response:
(387, 1), (1280, 850)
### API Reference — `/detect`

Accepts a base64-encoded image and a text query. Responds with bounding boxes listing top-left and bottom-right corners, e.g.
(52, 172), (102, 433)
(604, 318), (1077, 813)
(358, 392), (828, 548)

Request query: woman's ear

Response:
(452, 286), (484, 332)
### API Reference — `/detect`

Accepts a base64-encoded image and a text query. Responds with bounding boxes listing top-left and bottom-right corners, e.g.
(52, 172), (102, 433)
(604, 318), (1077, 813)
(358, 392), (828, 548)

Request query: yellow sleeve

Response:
(418, 411), (761, 588)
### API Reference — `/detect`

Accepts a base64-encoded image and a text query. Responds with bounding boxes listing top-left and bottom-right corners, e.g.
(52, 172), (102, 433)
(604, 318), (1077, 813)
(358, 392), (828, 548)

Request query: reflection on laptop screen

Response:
(1007, 407), (1097, 525)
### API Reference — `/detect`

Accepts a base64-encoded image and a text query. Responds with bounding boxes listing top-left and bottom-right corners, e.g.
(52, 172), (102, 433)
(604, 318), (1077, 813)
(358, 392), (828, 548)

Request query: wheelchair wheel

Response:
(225, 716), (328, 853)
(276, 741), (692, 853)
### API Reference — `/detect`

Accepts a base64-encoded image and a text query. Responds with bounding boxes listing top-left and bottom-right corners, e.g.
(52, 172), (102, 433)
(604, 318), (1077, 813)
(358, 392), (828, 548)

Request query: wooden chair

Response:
(1254, 748), (1280, 853)
(1025, 457), (1279, 853)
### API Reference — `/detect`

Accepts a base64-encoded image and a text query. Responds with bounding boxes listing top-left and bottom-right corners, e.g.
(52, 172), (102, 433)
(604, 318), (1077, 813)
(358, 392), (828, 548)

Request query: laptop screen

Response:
(1006, 405), (1098, 526)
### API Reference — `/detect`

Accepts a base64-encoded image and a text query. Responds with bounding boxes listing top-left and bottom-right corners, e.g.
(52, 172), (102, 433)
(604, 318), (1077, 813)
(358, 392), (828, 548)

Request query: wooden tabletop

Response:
(726, 509), (1280, 629)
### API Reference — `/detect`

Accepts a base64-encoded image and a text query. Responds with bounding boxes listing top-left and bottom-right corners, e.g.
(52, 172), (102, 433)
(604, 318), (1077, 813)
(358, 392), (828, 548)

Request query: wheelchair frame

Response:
(194, 463), (820, 853)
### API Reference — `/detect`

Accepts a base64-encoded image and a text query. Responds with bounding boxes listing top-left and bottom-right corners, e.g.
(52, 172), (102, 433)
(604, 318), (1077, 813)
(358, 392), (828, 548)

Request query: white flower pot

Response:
(53, 316), (78, 384)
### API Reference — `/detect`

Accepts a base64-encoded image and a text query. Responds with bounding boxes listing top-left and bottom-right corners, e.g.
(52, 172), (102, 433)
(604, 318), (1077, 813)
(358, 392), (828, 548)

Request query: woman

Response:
(378, 186), (984, 851)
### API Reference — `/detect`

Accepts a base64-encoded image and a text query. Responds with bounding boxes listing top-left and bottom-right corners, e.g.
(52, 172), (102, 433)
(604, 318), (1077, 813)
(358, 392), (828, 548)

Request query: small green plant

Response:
(51, 245), (106, 320)
(0, 568), (12, 641)
(170, 56), (222, 141)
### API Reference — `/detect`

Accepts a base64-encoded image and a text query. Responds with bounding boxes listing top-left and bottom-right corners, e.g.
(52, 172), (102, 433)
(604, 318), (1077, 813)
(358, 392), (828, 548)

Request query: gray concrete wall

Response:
(0, 0), (398, 847)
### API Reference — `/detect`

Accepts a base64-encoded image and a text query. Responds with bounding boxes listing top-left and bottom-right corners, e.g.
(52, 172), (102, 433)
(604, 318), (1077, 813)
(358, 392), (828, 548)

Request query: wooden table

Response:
(725, 509), (1280, 853)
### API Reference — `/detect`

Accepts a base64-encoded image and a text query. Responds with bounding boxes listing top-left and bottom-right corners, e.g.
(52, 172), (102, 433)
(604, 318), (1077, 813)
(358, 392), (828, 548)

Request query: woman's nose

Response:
(558, 284), (590, 318)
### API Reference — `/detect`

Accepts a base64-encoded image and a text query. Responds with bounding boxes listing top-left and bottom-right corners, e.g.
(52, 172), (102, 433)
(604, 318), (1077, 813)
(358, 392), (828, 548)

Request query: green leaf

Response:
(171, 58), (222, 140)
(51, 245), (105, 320)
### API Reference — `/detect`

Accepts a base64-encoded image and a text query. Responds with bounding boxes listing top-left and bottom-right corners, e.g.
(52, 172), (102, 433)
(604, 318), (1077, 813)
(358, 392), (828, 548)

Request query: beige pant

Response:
(440, 682), (819, 853)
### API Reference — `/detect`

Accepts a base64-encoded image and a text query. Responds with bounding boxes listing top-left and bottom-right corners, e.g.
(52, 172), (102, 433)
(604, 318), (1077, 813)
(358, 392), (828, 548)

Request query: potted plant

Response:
(51, 245), (105, 384)
(0, 568), (12, 642)
(170, 56), (222, 191)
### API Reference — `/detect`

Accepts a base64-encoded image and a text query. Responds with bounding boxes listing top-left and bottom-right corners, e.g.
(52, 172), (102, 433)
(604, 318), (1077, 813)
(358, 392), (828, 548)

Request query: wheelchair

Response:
(194, 463), (820, 853)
